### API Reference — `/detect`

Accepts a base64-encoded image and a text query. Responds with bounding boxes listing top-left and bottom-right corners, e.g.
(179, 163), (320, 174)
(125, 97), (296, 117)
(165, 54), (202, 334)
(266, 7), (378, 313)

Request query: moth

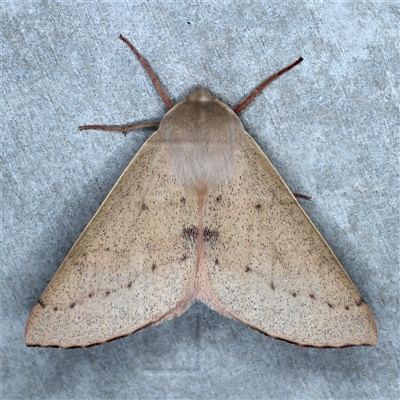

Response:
(25, 35), (377, 348)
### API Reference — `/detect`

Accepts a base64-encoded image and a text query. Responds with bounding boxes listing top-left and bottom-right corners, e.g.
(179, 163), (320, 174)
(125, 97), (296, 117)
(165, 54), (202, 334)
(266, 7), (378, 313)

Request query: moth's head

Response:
(186, 87), (215, 103)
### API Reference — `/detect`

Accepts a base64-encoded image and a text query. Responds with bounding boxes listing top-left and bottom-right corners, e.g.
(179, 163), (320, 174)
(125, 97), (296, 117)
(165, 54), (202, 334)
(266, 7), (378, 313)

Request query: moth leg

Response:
(293, 192), (312, 201)
(119, 35), (174, 110)
(234, 57), (303, 114)
(79, 122), (160, 137)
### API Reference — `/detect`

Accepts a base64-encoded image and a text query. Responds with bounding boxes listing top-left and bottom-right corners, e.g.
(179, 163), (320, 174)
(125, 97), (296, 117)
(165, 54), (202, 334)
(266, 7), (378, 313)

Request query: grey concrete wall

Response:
(2, 1), (398, 399)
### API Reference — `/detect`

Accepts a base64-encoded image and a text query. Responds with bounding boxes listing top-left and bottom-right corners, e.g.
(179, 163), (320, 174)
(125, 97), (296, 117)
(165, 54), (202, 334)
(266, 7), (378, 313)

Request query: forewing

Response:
(25, 133), (197, 348)
(203, 132), (377, 347)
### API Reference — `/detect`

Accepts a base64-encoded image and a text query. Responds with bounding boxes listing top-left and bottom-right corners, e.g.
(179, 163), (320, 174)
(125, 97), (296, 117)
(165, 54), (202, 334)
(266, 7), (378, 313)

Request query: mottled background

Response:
(2, 1), (398, 399)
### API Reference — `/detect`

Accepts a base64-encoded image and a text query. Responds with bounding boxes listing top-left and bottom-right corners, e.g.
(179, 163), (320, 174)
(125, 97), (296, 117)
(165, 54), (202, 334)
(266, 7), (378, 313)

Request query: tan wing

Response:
(203, 132), (377, 347)
(25, 133), (198, 348)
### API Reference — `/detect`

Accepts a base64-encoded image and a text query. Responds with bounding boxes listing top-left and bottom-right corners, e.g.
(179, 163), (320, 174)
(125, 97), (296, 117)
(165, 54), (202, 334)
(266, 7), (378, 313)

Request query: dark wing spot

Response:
(38, 299), (46, 308)
(105, 291), (110, 297)
(292, 292), (297, 297)
(216, 195), (222, 203)
(270, 282), (275, 291)
(141, 203), (149, 211)
(180, 197), (186, 206)
(53, 307), (58, 311)
(127, 282), (132, 288)
(215, 258), (219, 265)
(180, 254), (187, 262)
(327, 302), (334, 309)
(255, 203), (262, 210)
(203, 227), (219, 243)
(182, 225), (198, 242)
(89, 292), (93, 298)
(309, 294), (315, 300)
(345, 305), (349, 310)
(245, 266), (251, 272)
(356, 298), (365, 307)
(152, 263), (157, 271)
(70, 302), (76, 309)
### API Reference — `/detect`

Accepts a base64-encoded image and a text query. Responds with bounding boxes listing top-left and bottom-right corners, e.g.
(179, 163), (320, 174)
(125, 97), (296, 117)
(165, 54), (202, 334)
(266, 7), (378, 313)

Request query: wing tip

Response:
(24, 299), (194, 349)
(249, 324), (378, 348)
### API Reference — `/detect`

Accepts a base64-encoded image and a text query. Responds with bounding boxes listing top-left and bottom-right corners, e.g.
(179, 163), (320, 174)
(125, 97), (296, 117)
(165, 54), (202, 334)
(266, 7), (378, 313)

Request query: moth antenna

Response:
(79, 122), (160, 137)
(119, 35), (174, 109)
(234, 57), (303, 114)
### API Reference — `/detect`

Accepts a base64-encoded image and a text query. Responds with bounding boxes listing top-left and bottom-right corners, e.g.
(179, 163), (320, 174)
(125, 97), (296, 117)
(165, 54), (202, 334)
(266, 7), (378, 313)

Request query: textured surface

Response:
(25, 135), (198, 348)
(2, 1), (398, 399)
(205, 132), (376, 347)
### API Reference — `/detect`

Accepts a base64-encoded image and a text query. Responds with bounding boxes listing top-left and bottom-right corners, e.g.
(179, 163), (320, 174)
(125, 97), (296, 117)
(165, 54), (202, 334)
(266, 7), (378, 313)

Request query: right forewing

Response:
(203, 132), (377, 347)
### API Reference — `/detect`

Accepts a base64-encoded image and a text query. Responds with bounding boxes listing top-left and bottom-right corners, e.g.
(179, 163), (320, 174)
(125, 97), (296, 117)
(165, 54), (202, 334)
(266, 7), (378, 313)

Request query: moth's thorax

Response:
(159, 88), (243, 189)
